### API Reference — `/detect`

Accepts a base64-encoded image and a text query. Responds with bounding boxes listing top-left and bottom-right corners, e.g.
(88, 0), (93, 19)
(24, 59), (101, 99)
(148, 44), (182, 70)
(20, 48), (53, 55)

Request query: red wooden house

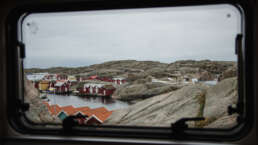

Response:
(44, 74), (57, 81)
(76, 75), (126, 85)
(56, 74), (68, 81)
(49, 81), (56, 88)
(32, 81), (40, 89)
(112, 77), (126, 85)
(54, 81), (70, 94)
(79, 83), (116, 96)
(88, 75), (98, 80)
(97, 77), (113, 82)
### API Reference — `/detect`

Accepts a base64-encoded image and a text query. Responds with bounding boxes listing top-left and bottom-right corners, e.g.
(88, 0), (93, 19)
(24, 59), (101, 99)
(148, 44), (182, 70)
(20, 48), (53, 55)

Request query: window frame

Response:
(5, 0), (255, 142)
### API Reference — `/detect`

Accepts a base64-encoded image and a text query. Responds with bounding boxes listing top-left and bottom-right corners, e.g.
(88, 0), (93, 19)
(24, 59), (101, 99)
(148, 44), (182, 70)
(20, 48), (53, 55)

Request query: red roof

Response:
(93, 111), (112, 122)
(88, 75), (98, 79)
(61, 105), (76, 115)
(75, 106), (90, 112)
(43, 102), (112, 123)
(91, 107), (109, 113)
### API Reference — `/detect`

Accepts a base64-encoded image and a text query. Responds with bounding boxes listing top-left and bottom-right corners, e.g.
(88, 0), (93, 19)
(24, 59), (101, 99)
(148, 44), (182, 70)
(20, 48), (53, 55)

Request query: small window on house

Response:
(10, 2), (252, 139)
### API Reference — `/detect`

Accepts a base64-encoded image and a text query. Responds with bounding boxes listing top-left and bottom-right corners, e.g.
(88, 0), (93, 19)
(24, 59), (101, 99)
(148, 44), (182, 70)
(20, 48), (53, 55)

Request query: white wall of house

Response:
(192, 78), (198, 84)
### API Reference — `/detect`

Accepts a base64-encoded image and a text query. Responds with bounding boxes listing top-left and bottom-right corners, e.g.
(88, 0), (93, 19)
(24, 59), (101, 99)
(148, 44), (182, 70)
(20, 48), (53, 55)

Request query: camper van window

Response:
(7, 1), (253, 141)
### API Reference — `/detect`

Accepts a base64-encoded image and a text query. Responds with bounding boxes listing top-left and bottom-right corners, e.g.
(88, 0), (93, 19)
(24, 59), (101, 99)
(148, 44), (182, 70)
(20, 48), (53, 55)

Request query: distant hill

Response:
(25, 59), (236, 77)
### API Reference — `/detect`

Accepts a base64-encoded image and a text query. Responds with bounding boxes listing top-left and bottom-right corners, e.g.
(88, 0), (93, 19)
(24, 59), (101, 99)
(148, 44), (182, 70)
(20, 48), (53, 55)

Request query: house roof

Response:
(83, 80), (113, 85)
(43, 102), (112, 123)
(91, 107), (109, 114)
(113, 77), (125, 80)
(40, 80), (50, 84)
(61, 105), (76, 115)
(75, 106), (90, 112)
(86, 114), (103, 123)
(89, 75), (98, 79)
(84, 83), (104, 88)
(26, 73), (49, 81)
(55, 81), (65, 87)
(93, 111), (112, 123)
(43, 102), (62, 115)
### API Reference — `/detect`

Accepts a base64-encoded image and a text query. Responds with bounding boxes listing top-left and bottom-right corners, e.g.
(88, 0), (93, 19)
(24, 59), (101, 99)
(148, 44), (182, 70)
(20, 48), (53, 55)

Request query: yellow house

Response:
(39, 80), (49, 91)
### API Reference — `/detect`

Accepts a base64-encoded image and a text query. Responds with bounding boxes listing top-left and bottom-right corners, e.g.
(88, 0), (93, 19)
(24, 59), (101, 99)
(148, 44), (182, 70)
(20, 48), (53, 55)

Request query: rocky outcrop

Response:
(105, 84), (209, 126)
(86, 69), (124, 78)
(205, 114), (237, 128)
(198, 71), (214, 81)
(24, 79), (60, 123)
(219, 65), (237, 81)
(112, 82), (179, 102)
(167, 60), (235, 74)
(127, 73), (150, 83)
(105, 77), (238, 128)
(203, 77), (237, 127)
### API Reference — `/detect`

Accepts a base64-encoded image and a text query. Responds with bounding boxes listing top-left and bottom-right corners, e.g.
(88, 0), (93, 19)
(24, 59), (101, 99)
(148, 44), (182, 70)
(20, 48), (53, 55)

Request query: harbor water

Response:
(44, 94), (129, 111)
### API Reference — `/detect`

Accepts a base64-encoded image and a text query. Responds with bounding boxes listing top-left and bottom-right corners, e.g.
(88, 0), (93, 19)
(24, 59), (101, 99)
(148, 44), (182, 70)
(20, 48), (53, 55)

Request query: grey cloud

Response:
(22, 4), (241, 68)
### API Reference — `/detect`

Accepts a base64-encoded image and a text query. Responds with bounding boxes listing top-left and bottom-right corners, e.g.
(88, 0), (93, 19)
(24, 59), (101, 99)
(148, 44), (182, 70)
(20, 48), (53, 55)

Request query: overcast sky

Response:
(22, 4), (241, 68)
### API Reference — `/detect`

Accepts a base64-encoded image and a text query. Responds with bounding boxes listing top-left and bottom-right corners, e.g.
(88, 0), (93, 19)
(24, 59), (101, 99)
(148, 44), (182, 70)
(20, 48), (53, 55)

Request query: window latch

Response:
(227, 33), (244, 124)
(62, 114), (87, 133)
(228, 102), (244, 124)
(171, 117), (205, 136)
(228, 103), (243, 115)
(17, 42), (26, 59)
(235, 34), (242, 55)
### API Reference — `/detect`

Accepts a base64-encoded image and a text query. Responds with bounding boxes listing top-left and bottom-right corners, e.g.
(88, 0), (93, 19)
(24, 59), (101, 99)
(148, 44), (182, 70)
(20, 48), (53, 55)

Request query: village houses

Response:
(27, 73), (127, 96)
(43, 102), (112, 125)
